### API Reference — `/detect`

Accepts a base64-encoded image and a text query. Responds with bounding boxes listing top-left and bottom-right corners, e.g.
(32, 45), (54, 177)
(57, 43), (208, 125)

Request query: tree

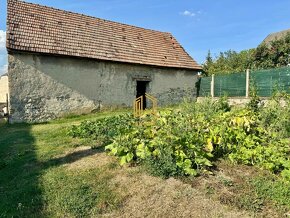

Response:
(202, 32), (290, 75)
(203, 50), (213, 75)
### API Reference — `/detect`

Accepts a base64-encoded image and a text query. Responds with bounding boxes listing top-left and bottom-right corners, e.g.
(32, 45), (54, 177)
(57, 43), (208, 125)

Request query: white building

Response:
(0, 74), (8, 103)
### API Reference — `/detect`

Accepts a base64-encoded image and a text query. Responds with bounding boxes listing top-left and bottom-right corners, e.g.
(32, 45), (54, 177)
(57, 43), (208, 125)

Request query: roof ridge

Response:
(18, 0), (171, 35)
(262, 28), (290, 45)
(271, 28), (290, 35)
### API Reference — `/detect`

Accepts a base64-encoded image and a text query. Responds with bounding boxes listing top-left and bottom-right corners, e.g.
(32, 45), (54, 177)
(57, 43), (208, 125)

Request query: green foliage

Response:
(203, 33), (290, 75)
(143, 146), (180, 178)
(246, 81), (262, 112)
(182, 96), (230, 120)
(215, 95), (231, 112)
(251, 177), (290, 208)
(203, 49), (255, 75)
(259, 91), (290, 139)
(68, 113), (134, 147)
(254, 33), (290, 69)
(106, 109), (215, 177)
(70, 97), (290, 180)
(221, 94), (289, 178)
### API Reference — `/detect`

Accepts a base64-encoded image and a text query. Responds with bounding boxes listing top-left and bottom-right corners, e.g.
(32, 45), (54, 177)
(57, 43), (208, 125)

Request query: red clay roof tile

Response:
(7, 0), (202, 70)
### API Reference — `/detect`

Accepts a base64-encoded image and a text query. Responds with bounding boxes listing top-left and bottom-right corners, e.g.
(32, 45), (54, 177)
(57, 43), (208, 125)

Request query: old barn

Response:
(6, 0), (201, 122)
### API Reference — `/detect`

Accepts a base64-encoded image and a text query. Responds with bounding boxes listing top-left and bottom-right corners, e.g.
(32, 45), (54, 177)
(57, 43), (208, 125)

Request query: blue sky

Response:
(1, 0), (290, 75)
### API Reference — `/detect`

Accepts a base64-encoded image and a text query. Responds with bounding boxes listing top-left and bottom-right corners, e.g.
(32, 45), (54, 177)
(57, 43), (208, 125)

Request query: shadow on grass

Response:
(42, 146), (105, 168)
(0, 123), (104, 217)
(0, 123), (40, 217)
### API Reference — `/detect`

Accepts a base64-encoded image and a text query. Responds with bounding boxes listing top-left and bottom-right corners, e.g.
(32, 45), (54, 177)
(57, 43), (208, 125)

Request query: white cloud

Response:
(0, 30), (8, 76)
(181, 10), (195, 17)
(0, 64), (8, 76)
(0, 30), (6, 49)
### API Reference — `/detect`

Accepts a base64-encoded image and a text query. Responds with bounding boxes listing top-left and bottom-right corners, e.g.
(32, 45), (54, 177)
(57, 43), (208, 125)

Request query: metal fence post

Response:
(246, 69), (250, 97)
(211, 74), (215, 97)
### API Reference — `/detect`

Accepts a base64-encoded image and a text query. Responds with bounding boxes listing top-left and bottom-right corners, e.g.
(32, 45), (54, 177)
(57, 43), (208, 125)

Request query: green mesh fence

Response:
(251, 67), (290, 96)
(199, 77), (211, 96)
(214, 73), (246, 97)
(199, 67), (290, 97)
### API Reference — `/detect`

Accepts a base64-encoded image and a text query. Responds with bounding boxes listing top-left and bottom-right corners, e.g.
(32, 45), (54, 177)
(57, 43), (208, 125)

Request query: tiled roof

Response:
(7, 0), (201, 70)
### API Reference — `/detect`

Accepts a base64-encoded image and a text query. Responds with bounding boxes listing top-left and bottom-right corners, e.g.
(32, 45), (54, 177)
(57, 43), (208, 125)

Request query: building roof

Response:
(6, 0), (201, 70)
(262, 28), (290, 45)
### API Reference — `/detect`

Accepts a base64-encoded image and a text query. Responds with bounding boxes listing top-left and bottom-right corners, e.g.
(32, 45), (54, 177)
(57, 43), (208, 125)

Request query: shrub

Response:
(143, 146), (180, 178)
(246, 82), (262, 112)
(68, 113), (134, 146)
(259, 92), (290, 139)
(69, 99), (290, 180)
(105, 110), (215, 176)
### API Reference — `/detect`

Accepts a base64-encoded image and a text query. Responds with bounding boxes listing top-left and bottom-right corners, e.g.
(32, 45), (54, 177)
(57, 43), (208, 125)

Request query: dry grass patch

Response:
(102, 166), (251, 218)
(55, 146), (253, 217)
(184, 160), (290, 218)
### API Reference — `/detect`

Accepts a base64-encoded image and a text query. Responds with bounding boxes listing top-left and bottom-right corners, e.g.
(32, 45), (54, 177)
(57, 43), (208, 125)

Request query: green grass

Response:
(251, 176), (290, 210)
(0, 110), (126, 217)
(0, 106), (289, 217)
(41, 166), (120, 217)
(230, 175), (290, 215)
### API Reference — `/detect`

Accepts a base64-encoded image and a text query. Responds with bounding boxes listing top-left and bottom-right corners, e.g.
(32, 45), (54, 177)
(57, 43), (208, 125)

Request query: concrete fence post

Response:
(6, 93), (10, 124)
(246, 69), (250, 98)
(211, 74), (215, 98)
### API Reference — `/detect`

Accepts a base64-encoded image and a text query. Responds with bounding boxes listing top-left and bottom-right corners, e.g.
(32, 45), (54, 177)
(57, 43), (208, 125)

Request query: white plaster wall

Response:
(0, 75), (8, 103)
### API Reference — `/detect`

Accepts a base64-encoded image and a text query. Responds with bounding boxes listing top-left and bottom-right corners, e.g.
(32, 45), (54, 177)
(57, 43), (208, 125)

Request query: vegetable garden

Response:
(69, 93), (290, 181)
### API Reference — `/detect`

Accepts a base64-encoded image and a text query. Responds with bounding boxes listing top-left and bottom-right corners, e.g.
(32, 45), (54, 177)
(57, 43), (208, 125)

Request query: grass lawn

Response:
(0, 109), (289, 217)
(0, 111), (126, 217)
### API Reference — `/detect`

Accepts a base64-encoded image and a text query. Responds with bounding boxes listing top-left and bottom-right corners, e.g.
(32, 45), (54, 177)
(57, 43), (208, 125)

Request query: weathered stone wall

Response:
(8, 52), (198, 122)
(0, 75), (8, 103)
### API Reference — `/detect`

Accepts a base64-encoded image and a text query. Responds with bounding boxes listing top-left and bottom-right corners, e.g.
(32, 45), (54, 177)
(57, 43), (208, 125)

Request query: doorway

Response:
(136, 81), (149, 109)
